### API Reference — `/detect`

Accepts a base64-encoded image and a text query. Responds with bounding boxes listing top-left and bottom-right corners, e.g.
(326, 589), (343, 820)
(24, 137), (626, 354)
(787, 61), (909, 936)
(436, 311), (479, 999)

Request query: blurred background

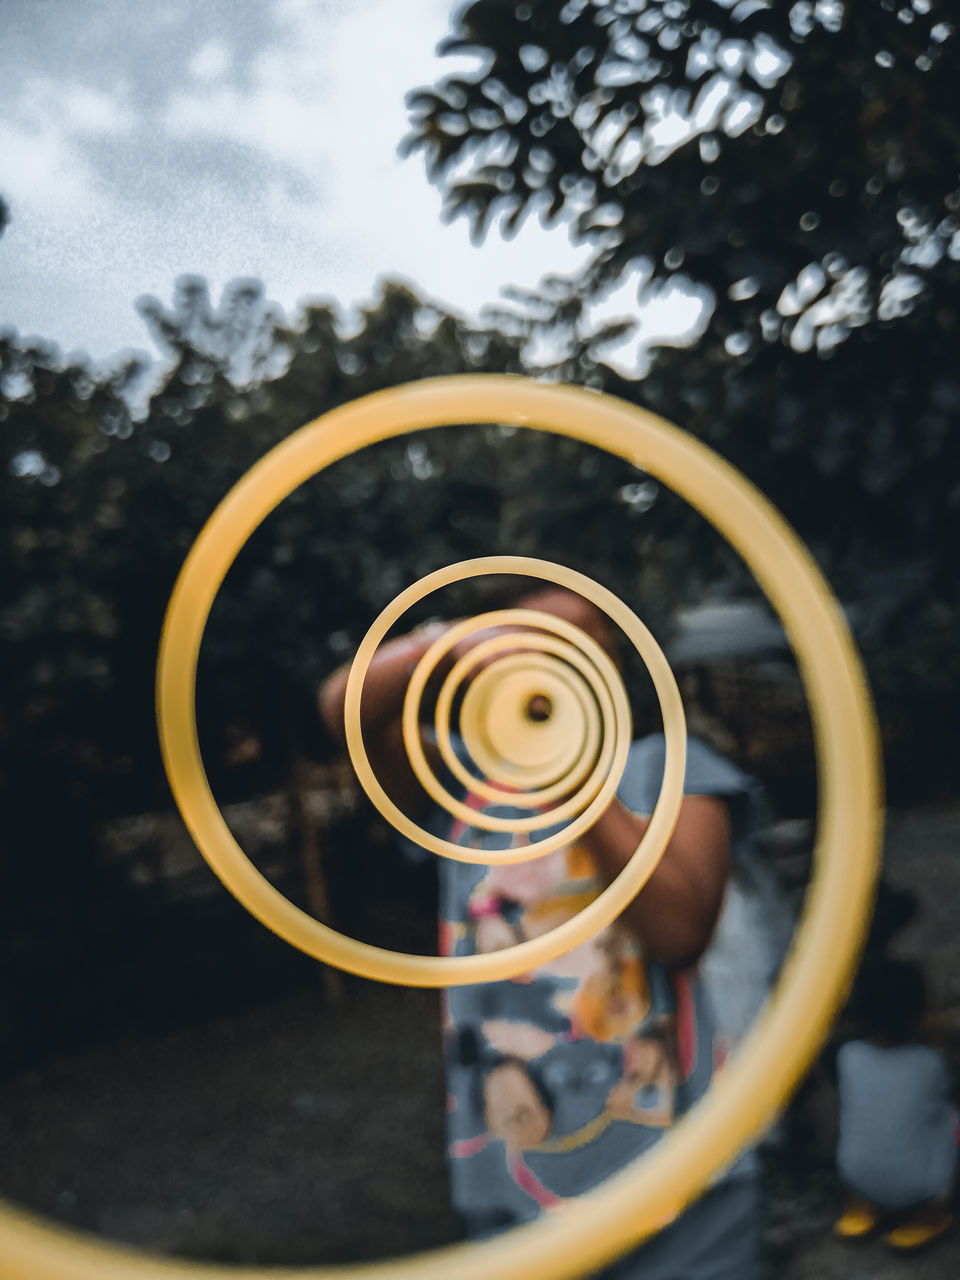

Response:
(1, 0), (958, 1275)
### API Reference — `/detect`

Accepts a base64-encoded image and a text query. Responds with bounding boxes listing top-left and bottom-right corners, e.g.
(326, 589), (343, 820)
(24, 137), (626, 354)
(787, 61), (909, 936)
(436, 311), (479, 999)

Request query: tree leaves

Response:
(403, 0), (960, 705)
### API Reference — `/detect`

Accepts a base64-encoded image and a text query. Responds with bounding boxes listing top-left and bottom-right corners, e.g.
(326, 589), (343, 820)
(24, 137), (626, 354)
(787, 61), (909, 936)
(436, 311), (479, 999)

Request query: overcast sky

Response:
(0, 0), (605, 368)
(0, 0), (715, 383)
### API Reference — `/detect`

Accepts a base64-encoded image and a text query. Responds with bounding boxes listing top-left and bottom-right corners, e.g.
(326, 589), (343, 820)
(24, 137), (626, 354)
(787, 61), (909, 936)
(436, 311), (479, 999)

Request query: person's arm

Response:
(320, 607), (732, 967)
(578, 794), (731, 969)
(317, 618), (532, 814)
(319, 623), (449, 816)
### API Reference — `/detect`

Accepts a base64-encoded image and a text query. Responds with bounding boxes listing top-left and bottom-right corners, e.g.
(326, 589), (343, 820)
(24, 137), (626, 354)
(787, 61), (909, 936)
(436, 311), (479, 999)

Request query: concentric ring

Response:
(447, 648), (602, 802)
(392, 600), (630, 841)
(421, 625), (610, 808)
(352, 564), (684, 875)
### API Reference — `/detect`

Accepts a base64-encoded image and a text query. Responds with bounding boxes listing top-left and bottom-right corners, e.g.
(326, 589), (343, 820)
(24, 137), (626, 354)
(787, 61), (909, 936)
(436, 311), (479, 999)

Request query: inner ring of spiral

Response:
(460, 655), (596, 785)
(402, 608), (629, 842)
(433, 637), (607, 811)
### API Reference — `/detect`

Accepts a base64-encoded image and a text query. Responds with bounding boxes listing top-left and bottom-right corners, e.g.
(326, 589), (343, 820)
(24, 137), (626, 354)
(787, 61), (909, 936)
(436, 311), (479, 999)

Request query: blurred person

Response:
(833, 956), (956, 1250)
(320, 584), (770, 1278)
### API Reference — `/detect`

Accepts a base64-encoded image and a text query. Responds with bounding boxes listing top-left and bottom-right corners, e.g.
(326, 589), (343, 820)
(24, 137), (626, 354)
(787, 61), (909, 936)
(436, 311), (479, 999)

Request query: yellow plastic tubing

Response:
(344, 567), (687, 974)
(0, 376), (882, 1280)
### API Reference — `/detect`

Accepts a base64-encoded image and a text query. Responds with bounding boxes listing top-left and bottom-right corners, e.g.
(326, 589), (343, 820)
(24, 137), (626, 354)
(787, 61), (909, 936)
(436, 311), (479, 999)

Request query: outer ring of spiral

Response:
(2, 376), (881, 1280)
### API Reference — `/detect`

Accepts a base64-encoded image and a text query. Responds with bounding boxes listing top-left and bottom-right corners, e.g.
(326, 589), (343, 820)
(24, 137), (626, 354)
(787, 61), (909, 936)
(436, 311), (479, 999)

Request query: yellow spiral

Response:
(338, 554), (686, 972)
(406, 608), (627, 838)
(0, 375), (881, 1280)
(342, 562), (684, 870)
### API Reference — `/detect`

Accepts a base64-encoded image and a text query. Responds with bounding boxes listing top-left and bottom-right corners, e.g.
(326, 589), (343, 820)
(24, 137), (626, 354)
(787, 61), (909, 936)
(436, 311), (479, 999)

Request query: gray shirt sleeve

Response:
(616, 733), (767, 857)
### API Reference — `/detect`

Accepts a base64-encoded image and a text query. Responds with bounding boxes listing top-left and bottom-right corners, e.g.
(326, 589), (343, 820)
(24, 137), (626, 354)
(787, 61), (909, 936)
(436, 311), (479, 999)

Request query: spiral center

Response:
(525, 693), (553, 723)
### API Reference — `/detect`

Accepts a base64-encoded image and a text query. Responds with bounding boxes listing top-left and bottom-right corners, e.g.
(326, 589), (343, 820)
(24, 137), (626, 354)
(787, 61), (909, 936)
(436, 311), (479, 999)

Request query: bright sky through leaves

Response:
(0, 0), (611, 364)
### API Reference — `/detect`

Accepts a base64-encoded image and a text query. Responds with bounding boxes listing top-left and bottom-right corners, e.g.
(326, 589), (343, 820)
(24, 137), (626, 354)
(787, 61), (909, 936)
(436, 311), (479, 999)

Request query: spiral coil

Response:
(0, 376), (881, 1280)
(342, 556), (689, 859)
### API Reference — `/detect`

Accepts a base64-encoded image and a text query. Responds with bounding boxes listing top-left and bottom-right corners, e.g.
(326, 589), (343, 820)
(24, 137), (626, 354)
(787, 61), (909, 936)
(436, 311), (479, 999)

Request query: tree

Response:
(404, 0), (960, 702)
(3, 273), (675, 1040)
(0, 333), (138, 883)
(3, 271), (677, 836)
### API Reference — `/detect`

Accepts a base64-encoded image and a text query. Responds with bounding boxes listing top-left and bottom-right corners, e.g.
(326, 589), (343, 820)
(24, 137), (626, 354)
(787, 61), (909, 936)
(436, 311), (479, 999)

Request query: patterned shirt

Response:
(427, 735), (765, 1230)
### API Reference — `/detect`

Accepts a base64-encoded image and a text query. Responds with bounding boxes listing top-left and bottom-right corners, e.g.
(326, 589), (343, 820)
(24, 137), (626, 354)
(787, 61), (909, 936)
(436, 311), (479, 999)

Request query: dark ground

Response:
(1, 804), (958, 1277)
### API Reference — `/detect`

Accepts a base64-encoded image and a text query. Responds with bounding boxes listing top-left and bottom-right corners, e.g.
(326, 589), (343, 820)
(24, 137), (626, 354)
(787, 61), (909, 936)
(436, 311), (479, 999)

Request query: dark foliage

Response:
(1, 275), (672, 1055)
(404, 0), (960, 700)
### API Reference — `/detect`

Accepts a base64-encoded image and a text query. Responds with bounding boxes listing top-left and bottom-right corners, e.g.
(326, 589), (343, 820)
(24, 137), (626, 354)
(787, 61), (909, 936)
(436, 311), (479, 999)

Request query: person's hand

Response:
(398, 620), (451, 667)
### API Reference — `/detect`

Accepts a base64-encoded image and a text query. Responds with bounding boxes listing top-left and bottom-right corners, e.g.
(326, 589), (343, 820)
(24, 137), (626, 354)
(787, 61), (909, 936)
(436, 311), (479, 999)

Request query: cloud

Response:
(63, 83), (134, 133)
(17, 75), (136, 137)
(0, 0), (592, 360)
(0, 74), (136, 246)
(189, 40), (233, 81)
(0, 117), (110, 219)
(164, 85), (326, 176)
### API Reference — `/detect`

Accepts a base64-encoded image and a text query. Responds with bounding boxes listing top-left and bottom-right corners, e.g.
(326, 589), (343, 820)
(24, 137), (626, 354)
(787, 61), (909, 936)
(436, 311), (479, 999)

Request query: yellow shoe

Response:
(833, 1196), (880, 1239)
(883, 1205), (953, 1251)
